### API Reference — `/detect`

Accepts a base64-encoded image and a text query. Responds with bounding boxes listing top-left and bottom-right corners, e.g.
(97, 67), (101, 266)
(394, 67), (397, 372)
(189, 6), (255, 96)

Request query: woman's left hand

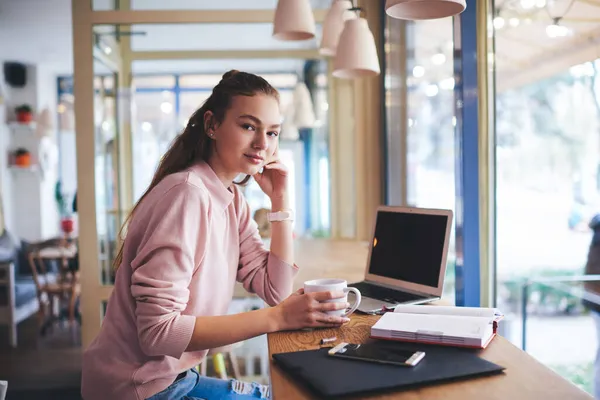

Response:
(254, 159), (289, 201)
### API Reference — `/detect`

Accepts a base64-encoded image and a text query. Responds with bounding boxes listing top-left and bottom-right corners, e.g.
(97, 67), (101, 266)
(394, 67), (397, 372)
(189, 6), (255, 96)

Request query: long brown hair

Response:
(113, 70), (279, 269)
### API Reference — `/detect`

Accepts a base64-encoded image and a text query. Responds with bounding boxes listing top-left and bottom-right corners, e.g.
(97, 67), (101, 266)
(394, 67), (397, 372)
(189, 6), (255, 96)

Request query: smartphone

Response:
(327, 342), (425, 367)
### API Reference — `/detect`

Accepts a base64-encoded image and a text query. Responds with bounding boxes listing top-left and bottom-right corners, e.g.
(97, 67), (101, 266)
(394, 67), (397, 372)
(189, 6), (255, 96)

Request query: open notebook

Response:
(370, 305), (504, 349)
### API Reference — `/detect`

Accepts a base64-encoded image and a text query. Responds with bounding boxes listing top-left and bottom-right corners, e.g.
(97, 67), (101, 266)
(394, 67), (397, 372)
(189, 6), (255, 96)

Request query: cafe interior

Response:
(0, 0), (599, 398)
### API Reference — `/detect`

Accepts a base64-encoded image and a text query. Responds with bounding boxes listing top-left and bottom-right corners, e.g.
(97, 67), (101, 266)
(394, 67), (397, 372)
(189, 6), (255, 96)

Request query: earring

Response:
(208, 132), (214, 138)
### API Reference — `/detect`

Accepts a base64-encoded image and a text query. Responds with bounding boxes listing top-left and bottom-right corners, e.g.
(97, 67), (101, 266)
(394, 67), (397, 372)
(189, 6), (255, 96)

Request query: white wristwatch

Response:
(268, 209), (294, 222)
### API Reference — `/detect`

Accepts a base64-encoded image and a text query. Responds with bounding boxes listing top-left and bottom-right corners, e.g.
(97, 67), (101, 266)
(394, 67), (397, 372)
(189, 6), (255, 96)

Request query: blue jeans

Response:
(146, 368), (270, 400)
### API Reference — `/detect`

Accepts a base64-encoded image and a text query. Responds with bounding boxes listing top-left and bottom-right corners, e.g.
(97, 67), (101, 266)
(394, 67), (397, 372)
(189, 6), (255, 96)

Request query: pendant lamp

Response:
(333, 17), (380, 79)
(385, 0), (466, 20)
(319, 0), (356, 56)
(273, 0), (316, 41)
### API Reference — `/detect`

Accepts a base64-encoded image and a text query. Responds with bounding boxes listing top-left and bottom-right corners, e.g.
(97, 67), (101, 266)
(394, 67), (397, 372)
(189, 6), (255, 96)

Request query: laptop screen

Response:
(368, 211), (449, 288)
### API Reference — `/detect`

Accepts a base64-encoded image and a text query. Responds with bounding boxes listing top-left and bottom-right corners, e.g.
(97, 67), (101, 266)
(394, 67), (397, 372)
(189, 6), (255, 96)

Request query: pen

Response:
(320, 336), (337, 345)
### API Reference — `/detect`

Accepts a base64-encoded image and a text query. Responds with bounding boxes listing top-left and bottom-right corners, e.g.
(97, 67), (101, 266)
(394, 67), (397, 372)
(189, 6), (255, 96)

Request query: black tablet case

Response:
(272, 342), (505, 398)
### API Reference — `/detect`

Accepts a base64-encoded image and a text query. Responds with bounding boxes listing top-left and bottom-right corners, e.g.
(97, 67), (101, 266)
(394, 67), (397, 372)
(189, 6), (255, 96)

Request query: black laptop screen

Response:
(368, 211), (448, 288)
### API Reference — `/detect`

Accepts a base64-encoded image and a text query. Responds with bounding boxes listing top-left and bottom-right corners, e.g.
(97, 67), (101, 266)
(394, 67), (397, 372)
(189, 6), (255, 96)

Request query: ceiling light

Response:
(546, 23), (570, 38)
(493, 17), (505, 30)
(431, 53), (446, 65)
(412, 65), (425, 77)
(333, 17), (380, 79)
(439, 77), (455, 90)
(273, 0), (316, 41)
(425, 84), (439, 97)
(385, 0), (466, 20)
(160, 102), (173, 114)
(520, 0), (535, 9)
(320, 0), (356, 56)
(546, 18), (570, 38)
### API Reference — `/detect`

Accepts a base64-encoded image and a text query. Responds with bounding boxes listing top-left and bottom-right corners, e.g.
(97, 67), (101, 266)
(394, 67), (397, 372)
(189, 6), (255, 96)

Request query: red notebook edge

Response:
(370, 320), (500, 350)
(369, 332), (497, 349)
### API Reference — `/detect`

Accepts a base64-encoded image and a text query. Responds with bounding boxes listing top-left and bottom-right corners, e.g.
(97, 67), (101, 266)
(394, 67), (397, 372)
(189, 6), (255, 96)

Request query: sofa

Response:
(0, 231), (39, 347)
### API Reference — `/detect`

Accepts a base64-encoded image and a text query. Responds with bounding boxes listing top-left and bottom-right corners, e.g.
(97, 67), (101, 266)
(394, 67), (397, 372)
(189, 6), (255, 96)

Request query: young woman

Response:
(81, 70), (350, 400)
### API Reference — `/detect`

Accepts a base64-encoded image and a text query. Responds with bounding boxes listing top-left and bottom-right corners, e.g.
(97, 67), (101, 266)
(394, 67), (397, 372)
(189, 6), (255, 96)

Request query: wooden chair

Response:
(199, 345), (242, 380)
(27, 241), (80, 335)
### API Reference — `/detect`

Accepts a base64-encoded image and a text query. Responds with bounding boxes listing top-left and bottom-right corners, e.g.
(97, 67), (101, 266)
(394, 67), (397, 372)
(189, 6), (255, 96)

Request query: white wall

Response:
(0, 0), (73, 75)
(0, 104), (14, 235)
(0, 61), (61, 241)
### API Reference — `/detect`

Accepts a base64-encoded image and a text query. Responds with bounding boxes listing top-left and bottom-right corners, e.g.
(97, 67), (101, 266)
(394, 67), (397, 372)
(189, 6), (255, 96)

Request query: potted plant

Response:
(55, 181), (74, 235)
(15, 104), (33, 123)
(13, 148), (31, 167)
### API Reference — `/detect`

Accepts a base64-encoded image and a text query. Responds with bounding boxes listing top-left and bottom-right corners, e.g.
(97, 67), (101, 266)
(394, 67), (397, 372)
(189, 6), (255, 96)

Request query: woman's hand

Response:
(271, 289), (351, 331)
(253, 151), (288, 201)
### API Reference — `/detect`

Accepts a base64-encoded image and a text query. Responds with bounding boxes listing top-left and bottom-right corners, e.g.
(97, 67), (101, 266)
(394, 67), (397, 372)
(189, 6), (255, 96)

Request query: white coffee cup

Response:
(303, 278), (362, 317)
(0, 380), (7, 400)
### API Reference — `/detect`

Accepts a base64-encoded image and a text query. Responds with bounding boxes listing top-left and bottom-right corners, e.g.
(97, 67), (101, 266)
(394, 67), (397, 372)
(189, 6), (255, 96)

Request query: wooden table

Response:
(267, 313), (592, 399)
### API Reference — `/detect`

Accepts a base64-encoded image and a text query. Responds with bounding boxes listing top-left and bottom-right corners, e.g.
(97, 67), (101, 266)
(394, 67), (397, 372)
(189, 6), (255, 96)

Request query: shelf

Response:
(8, 165), (38, 172)
(8, 122), (36, 131)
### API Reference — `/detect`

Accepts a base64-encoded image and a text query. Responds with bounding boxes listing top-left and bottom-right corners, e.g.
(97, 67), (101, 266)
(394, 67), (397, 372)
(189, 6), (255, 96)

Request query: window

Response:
(384, 17), (456, 300)
(127, 70), (330, 239)
(132, 90), (176, 201)
(132, 75), (176, 88)
(493, 1), (597, 392)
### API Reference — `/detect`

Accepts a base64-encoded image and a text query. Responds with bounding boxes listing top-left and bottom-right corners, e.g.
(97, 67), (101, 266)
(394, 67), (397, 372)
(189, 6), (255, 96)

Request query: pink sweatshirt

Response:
(81, 161), (298, 400)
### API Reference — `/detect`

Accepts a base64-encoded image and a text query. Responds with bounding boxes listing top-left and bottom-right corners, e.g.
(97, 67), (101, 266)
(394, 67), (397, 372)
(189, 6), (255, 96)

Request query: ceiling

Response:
(131, 59), (311, 75)
(387, 0), (600, 93)
(494, 0), (600, 91)
(0, 0), (73, 75)
(2, 0), (600, 90)
(125, 23), (322, 52)
(0, 0), (331, 76)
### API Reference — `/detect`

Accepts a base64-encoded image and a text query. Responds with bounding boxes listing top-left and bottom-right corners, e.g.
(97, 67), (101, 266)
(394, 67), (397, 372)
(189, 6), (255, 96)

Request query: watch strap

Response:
(268, 209), (294, 222)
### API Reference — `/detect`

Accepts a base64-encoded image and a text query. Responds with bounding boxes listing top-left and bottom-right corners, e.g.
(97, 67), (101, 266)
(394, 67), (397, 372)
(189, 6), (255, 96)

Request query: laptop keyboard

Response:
(348, 282), (430, 303)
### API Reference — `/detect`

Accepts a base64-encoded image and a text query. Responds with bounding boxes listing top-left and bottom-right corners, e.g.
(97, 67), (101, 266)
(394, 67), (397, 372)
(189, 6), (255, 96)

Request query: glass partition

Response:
(383, 15), (456, 301)
(76, 5), (335, 349)
(132, 90), (176, 201)
(492, 0), (599, 393)
(93, 62), (122, 285)
(127, 63), (329, 237)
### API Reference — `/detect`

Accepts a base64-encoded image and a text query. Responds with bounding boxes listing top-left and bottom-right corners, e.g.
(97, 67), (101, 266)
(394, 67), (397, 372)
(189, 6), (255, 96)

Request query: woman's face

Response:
(207, 94), (281, 178)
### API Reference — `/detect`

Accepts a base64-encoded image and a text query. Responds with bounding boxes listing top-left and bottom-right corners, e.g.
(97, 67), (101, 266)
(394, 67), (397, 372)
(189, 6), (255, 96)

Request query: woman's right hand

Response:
(272, 288), (351, 331)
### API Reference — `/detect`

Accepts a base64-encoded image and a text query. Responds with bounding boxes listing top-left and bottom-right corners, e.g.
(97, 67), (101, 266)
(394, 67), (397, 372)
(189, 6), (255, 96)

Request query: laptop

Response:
(348, 205), (454, 314)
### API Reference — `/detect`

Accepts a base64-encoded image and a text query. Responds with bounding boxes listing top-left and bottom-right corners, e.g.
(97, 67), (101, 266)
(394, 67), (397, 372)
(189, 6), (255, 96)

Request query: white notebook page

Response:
(393, 305), (502, 319)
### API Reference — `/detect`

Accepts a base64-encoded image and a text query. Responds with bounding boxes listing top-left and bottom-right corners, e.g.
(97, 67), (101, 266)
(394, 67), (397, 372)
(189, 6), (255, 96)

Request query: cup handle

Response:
(343, 288), (361, 317)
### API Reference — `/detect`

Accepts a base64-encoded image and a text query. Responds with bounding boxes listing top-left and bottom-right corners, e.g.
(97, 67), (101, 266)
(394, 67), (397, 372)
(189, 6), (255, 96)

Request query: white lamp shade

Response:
(273, 0), (316, 41)
(385, 0), (466, 20)
(333, 18), (380, 79)
(37, 108), (53, 129)
(292, 82), (316, 128)
(319, 0), (356, 56)
(60, 109), (75, 131)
